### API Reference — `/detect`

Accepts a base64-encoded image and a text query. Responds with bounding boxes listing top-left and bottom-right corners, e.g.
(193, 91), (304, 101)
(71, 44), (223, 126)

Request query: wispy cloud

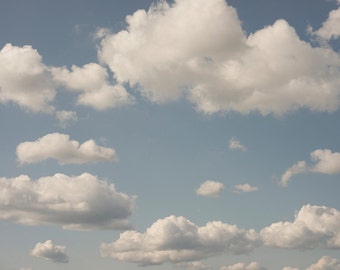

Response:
(280, 149), (340, 186)
(221, 262), (266, 270)
(229, 137), (247, 152)
(233, 183), (258, 193)
(55, 110), (78, 128)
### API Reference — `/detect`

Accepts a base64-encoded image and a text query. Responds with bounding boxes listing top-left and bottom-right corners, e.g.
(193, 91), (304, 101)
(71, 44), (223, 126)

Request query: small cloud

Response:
(55, 110), (78, 128)
(176, 261), (211, 270)
(16, 132), (118, 165)
(306, 256), (340, 270)
(229, 137), (247, 152)
(280, 149), (340, 187)
(221, 262), (266, 270)
(233, 183), (258, 193)
(280, 160), (307, 187)
(196, 180), (224, 197)
(31, 240), (69, 263)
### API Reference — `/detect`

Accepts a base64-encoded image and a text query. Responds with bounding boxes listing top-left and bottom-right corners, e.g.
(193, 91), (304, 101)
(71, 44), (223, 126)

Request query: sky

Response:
(1, 0), (340, 269)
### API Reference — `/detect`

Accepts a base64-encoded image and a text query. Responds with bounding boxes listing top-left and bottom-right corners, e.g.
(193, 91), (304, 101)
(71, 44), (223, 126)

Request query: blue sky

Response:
(1, 0), (340, 269)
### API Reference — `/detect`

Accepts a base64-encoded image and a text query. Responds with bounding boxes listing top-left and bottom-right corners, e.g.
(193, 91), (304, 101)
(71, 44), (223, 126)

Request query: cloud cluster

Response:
(2, 0), (340, 116)
(280, 149), (340, 186)
(221, 262), (266, 270)
(101, 215), (261, 266)
(261, 204), (340, 249)
(0, 44), (55, 113)
(196, 180), (224, 197)
(0, 173), (135, 230)
(229, 137), (247, 152)
(51, 63), (134, 110)
(16, 133), (118, 165)
(0, 43), (133, 115)
(97, 0), (340, 115)
(31, 240), (69, 263)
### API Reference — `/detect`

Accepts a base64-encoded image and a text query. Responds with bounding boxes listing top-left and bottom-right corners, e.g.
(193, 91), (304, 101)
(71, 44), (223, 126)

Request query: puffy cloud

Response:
(306, 256), (340, 270)
(313, 1), (340, 41)
(0, 43), (55, 113)
(196, 180), (224, 197)
(55, 110), (78, 128)
(229, 137), (247, 152)
(280, 161), (307, 187)
(310, 149), (340, 175)
(260, 204), (340, 249)
(51, 63), (134, 110)
(16, 133), (118, 165)
(280, 149), (340, 186)
(221, 262), (266, 270)
(233, 184), (258, 193)
(0, 173), (135, 230)
(101, 215), (261, 266)
(31, 240), (69, 263)
(97, 0), (340, 115)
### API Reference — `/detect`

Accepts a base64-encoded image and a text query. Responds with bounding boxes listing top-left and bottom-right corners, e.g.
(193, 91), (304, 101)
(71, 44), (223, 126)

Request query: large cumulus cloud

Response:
(101, 215), (261, 266)
(261, 204), (340, 249)
(97, 0), (340, 115)
(0, 173), (135, 230)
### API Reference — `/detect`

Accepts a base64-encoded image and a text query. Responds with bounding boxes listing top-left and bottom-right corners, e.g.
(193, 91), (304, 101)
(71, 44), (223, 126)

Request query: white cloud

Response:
(260, 204), (340, 249)
(282, 268), (300, 270)
(0, 43), (55, 113)
(280, 161), (307, 187)
(229, 137), (247, 152)
(196, 180), (224, 197)
(221, 262), (266, 270)
(310, 149), (340, 174)
(101, 215), (261, 266)
(31, 240), (69, 263)
(233, 184), (258, 193)
(97, 0), (340, 115)
(0, 173), (135, 230)
(280, 149), (340, 186)
(55, 110), (78, 128)
(16, 133), (118, 165)
(51, 63), (134, 110)
(306, 256), (340, 270)
(313, 1), (340, 41)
